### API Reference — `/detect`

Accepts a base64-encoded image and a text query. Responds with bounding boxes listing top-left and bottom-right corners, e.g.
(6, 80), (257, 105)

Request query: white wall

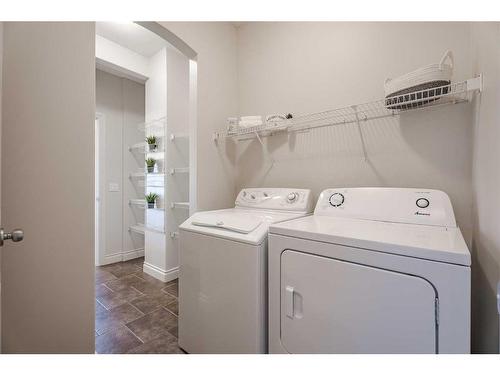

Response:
(470, 22), (500, 354)
(236, 22), (474, 243)
(159, 22), (238, 210)
(96, 69), (145, 264)
(95, 35), (149, 82)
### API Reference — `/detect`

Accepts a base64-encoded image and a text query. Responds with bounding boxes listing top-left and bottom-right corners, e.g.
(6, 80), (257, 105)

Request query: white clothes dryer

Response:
(268, 188), (471, 354)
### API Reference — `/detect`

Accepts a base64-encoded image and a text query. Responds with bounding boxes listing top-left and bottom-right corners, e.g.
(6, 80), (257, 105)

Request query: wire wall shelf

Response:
(137, 116), (167, 132)
(213, 76), (482, 142)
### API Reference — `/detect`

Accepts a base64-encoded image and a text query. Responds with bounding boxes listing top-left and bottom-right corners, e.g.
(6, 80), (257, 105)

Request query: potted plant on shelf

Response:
(145, 158), (156, 173)
(146, 135), (158, 152)
(146, 193), (159, 209)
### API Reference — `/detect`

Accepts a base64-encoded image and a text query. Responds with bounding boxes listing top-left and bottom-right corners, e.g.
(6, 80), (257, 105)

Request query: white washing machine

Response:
(179, 188), (313, 353)
(268, 187), (471, 354)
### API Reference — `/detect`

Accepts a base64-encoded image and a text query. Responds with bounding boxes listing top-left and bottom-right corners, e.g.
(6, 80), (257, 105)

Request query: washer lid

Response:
(269, 215), (471, 266)
(180, 208), (310, 245)
(192, 212), (262, 234)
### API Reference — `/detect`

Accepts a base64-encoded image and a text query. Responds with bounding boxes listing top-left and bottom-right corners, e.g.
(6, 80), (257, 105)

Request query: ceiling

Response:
(96, 22), (168, 57)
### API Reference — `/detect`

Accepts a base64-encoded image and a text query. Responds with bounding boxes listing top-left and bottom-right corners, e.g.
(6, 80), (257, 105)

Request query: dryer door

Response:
(281, 250), (437, 353)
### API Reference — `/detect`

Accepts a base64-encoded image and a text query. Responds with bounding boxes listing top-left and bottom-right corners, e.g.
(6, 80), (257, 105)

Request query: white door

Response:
(1, 22), (95, 353)
(281, 250), (437, 354)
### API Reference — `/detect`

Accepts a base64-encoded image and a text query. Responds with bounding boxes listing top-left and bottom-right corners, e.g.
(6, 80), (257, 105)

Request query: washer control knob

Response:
(287, 192), (298, 203)
(416, 198), (430, 209)
(329, 193), (345, 207)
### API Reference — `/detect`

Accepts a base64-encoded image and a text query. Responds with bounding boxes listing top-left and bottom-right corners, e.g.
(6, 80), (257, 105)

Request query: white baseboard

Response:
(143, 262), (179, 282)
(99, 248), (144, 266)
(122, 248), (145, 261)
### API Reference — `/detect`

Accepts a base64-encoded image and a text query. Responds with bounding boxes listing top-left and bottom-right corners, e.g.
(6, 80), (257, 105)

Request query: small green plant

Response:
(145, 192), (159, 208)
(146, 136), (157, 151)
(145, 158), (156, 173)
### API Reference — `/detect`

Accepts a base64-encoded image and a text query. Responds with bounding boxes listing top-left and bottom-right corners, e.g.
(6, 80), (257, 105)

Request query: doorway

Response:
(93, 21), (195, 354)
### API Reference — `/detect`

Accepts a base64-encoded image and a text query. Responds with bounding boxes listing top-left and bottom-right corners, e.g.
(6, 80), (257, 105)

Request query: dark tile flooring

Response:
(95, 257), (184, 354)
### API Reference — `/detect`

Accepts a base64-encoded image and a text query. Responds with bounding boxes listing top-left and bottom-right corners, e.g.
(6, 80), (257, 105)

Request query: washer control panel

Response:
(235, 188), (313, 213)
(314, 188), (457, 227)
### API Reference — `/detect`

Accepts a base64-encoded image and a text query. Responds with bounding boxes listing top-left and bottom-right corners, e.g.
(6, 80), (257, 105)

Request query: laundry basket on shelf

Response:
(384, 50), (454, 110)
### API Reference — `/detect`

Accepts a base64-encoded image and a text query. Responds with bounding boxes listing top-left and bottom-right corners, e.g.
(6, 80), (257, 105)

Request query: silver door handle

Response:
(0, 228), (24, 247)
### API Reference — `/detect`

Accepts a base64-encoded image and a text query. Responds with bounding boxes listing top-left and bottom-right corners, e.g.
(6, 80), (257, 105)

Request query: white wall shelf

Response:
(213, 76), (483, 143)
(147, 207), (165, 211)
(129, 199), (146, 208)
(130, 171), (146, 178)
(170, 201), (190, 209)
(169, 167), (189, 175)
(137, 116), (167, 132)
(129, 141), (165, 154)
(129, 224), (145, 235)
(130, 171), (166, 178)
(128, 223), (165, 234)
(170, 133), (189, 142)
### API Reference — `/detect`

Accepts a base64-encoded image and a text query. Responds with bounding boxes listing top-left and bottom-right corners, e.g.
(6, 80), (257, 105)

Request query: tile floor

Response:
(95, 257), (185, 354)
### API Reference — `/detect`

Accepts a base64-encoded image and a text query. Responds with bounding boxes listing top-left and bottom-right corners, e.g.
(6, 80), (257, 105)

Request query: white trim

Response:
(100, 248), (145, 266)
(96, 58), (148, 84)
(188, 59), (198, 215)
(122, 248), (145, 262)
(143, 262), (179, 282)
(95, 113), (107, 267)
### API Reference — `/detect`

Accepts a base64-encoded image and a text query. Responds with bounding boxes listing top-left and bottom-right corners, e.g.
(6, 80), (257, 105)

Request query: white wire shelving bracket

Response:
(213, 76), (483, 160)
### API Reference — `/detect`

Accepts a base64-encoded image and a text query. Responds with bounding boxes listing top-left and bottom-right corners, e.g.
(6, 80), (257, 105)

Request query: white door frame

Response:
(95, 112), (106, 266)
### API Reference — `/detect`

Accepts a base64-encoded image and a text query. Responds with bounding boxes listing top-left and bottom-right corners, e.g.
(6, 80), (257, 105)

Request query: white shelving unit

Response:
(129, 116), (168, 239)
(213, 77), (483, 147)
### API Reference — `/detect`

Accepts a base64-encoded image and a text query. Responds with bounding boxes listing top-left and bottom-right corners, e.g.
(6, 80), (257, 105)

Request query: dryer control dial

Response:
(416, 198), (430, 209)
(287, 192), (298, 203)
(329, 193), (345, 207)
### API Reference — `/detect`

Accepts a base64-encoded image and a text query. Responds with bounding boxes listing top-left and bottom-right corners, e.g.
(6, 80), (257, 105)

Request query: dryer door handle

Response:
(285, 286), (295, 318)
